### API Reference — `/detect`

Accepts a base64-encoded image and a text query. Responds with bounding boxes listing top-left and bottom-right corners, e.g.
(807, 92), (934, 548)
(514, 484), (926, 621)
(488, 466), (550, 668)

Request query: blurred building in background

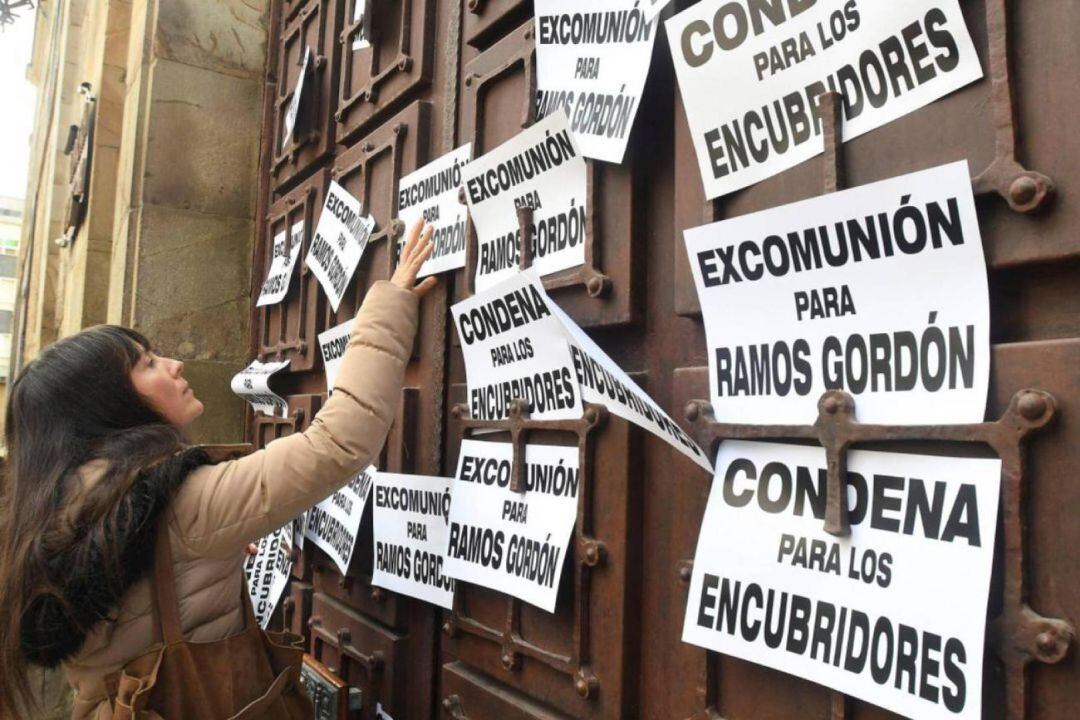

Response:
(0, 196), (21, 431)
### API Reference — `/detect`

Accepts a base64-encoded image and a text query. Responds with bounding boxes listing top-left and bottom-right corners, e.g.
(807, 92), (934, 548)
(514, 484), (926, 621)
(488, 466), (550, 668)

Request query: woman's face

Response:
(130, 350), (204, 427)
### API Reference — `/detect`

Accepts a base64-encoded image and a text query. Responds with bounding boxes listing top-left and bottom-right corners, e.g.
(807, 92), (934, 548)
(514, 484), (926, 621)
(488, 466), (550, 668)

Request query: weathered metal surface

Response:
(258, 171), (329, 373)
(250, 0), (1080, 717)
(336, 0), (436, 144)
(462, 0), (531, 49)
(272, 0), (343, 192)
(457, 18), (639, 329)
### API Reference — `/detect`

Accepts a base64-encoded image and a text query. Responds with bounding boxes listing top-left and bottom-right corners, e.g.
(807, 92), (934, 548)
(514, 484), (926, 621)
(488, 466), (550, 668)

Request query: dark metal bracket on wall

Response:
(444, 399), (609, 701)
(972, 0), (1054, 213)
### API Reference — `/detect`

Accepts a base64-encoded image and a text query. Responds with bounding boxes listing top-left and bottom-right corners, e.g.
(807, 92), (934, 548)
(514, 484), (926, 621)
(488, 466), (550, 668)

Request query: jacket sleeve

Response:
(167, 281), (419, 559)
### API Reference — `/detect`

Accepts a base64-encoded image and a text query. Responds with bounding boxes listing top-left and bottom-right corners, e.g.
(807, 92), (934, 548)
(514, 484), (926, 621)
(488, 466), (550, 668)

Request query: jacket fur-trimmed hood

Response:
(20, 448), (210, 667)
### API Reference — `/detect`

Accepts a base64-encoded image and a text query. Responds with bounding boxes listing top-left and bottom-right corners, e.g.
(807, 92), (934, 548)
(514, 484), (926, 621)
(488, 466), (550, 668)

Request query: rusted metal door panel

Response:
(331, 101), (432, 314)
(441, 383), (640, 719)
(336, 0), (437, 144)
(463, 0), (531, 49)
(259, 170), (329, 373)
(441, 660), (574, 719)
(281, 0), (311, 24)
(310, 592), (407, 719)
(272, 0), (344, 192)
(283, 581), (315, 638)
(458, 20), (638, 329)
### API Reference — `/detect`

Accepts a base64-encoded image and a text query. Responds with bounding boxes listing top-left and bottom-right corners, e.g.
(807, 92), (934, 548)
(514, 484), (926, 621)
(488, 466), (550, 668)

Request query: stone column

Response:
(108, 0), (270, 443)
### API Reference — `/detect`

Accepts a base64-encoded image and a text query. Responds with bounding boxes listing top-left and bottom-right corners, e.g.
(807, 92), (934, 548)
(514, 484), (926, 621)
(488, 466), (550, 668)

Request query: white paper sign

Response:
(534, 1), (659, 163)
(305, 465), (375, 575)
(230, 359), (291, 418)
(372, 472), (456, 609)
(318, 319), (352, 395)
(444, 441), (579, 612)
(306, 181), (376, 312)
(684, 161), (989, 426)
(461, 112), (587, 291)
(683, 440), (1000, 720)
(244, 522), (294, 629)
(397, 144), (472, 277)
(283, 47), (312, 150)
(351, 0), (371, 51)
(666, 0), (983, 199)
(451, 269), (583, 422)
(547, 298), (714, 472)
(257, 221), (304, 307)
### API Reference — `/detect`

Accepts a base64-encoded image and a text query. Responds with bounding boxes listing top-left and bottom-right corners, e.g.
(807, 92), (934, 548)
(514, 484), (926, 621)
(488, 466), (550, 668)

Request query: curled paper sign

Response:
(305, 465), (375, 575)
(257, 220), (304, 307)
(282, 47), (313, 150)
(230, 359), (290, 418)
(244, 522), (293, 629)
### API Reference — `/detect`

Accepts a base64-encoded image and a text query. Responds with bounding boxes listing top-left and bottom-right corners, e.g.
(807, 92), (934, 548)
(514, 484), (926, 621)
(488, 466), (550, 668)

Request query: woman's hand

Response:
(391, 218), (439, 297)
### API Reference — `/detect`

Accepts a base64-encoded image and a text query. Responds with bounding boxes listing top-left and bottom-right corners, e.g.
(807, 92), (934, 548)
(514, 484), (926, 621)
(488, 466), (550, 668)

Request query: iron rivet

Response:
(442, 621), (453, 635)
(586, 276), (604, 296)
(679, 565), (692, 582)
(501, 652), (514, 669)
(1010, 176), (1038, 207)
(442, 698), (453, 710)
(575, 678), (587, 696)
(823, 396), (840, 414)
(464, 75), (474, 88)
(451, 404), (464, 419)
(684, 402), (700, 422)
(1019, 393), (1047, 420)
(585, 545), (598, 564)
(1036, 631), (1056, 655)
(584, 407), (599, 424)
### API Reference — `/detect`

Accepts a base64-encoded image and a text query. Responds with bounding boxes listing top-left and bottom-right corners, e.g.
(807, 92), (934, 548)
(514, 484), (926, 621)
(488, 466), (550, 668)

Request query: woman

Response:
(0, 219), (438, 719)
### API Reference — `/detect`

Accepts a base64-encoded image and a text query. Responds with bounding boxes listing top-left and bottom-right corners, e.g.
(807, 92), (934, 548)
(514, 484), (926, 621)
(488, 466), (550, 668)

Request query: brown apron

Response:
(104, 524), (313, 719)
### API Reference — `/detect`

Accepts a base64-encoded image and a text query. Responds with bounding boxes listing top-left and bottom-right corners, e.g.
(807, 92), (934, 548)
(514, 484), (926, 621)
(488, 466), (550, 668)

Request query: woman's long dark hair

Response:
(0, 325), (192, 717)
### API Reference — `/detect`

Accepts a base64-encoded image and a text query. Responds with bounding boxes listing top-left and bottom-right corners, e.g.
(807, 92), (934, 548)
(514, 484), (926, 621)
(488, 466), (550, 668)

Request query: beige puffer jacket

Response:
(61, 281), (419, 719)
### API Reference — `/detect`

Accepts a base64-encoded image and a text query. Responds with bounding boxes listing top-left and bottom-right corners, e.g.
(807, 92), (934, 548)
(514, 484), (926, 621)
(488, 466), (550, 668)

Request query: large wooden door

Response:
(251, 1), (1080, 718)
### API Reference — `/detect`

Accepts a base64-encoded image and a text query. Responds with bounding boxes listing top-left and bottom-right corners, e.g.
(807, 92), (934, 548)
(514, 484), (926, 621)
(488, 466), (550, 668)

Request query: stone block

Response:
(132, 202), (252, 364)
(154, 0), (269, 80)
(142, 58), (262, 218)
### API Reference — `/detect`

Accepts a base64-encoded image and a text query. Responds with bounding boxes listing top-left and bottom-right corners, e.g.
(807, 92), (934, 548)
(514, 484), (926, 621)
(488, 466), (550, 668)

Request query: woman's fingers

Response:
(413, 276), (438, 298)
(390, 218), (439, 296)
(402, 217), (425, 259)
(410, 228), (436, 269)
